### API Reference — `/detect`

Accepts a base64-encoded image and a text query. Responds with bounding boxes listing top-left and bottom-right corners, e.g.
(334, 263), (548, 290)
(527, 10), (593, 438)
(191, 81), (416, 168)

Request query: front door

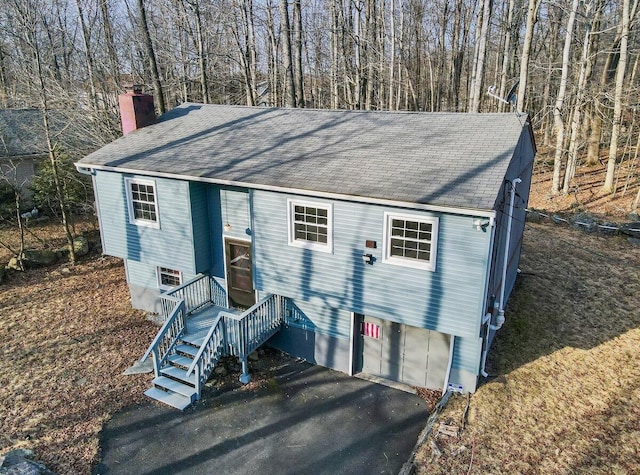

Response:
(225, 239), (255, 308)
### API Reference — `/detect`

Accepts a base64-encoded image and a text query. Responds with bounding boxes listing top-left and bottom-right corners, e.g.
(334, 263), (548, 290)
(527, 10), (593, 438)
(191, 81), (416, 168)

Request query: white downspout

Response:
(490, 177), (522, 332)
(442, 335), (455, 396)
(480, 312), (492, 377)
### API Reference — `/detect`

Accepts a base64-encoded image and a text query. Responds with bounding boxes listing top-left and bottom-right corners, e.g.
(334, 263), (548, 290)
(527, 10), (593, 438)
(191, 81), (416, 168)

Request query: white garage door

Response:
(359, 315), (451, 389)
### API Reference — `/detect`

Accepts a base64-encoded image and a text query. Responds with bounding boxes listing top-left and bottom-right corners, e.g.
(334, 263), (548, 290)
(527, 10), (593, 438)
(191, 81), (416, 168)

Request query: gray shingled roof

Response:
(1, 109), (102, 159)
(78, 103), (531, 210)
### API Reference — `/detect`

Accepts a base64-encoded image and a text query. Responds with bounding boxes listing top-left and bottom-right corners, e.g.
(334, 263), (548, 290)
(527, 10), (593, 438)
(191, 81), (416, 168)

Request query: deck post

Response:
(239, 355), (251, 384)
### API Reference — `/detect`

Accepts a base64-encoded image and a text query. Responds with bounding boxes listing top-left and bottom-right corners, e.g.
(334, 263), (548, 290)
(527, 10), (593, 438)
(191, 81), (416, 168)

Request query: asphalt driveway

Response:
(94, 361), (429, 475)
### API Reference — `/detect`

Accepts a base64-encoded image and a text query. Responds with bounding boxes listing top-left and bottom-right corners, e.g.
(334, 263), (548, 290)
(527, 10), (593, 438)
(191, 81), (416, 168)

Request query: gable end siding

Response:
(94, 170), (198, 274)
(252, 190), (492, 339)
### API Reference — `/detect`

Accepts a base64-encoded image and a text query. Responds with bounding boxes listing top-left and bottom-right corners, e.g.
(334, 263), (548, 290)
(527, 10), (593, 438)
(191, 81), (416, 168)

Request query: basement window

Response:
(125, 177), (160, 228)
(383, 212), (439, 271)
(157, 267), (182, 291)
(287, 199), (333, 253)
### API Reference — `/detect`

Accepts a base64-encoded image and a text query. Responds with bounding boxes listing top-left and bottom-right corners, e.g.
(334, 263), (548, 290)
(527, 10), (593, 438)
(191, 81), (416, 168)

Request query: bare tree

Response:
(293, 0), (304, 107)
(563, 0), (598, 194)
(517, 0), (540, 113)
(136, 0), (166, 113)
(280, 0), (296, 107)
(551, 0), (579, 195)
(604, 0), (633, 192)
(7, 0), (77, 263)
(469, 0), (493, 112)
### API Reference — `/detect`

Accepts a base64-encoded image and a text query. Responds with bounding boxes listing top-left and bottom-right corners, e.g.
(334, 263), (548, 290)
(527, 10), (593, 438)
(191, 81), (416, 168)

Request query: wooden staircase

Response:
(144, 330), (207, 410)
(140, 276), (285, 411)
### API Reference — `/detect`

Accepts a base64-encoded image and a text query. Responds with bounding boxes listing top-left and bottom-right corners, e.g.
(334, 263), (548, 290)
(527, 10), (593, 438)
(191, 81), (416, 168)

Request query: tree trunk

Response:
(354, 1), (362, 109)
(137, 0), (166, 114)
(552, 0), (579, 194)
(604, 0), (631, 192)
(247, 0), (258, 105)
(280, 0), (296, 107)
(266, 0), (279, 106)
(498, 0), (516, 112)
(0, 43), (8, 108)
(563, 1), (596, 194)
(100, 0), (120, 90)
(190, 0), (209, 104)
(27, 14), (77, 263)
(365, 0), (375, 110)
(293, 0), (304, 107)
(469, 0), (492, 112)
(75, 0), (98, 110)
(330, 0), (339, 109)
(388, 0), (396, 110)
(15, 188), (25, 271)
(517, 0), (539, 113)
(586, 35), (621, 165)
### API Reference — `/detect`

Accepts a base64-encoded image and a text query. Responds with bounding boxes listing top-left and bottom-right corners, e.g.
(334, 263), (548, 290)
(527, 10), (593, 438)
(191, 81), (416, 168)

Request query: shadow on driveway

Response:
(94, 362), (428, 475)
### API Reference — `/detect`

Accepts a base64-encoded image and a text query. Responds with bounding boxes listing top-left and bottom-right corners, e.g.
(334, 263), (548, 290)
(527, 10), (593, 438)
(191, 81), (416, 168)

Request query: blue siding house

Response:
(77, 91), (535, 409)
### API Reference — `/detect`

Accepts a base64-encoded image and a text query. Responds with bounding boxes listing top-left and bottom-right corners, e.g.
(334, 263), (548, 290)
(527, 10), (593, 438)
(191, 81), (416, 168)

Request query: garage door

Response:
(358, 315), (451, 389)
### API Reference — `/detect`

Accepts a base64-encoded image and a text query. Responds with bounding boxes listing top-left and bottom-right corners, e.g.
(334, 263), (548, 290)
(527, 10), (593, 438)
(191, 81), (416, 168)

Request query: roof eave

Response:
(74, 162), (497, 218)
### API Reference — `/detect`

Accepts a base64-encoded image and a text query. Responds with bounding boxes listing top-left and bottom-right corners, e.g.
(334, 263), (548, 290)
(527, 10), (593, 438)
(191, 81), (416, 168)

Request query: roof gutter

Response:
(73, 163), (497, 219)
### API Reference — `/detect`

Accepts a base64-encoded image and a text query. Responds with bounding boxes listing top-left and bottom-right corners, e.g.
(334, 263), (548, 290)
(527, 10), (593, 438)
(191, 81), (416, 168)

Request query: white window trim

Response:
(382, 212), (439, 271)
(125, 177), (160, 229)
(287, 199), (333, 253)
(156, 266), (182, 291)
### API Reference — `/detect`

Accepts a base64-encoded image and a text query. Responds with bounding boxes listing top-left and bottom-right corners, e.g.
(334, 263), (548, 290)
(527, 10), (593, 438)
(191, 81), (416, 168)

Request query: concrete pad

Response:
(122, 359), (154, 375)
(94, 362), (429, 475)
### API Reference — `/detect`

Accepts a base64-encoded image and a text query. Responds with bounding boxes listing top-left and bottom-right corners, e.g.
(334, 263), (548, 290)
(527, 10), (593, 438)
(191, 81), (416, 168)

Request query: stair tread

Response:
(181, 332), (207, 346)
(168, 354), (194, 368)
(144, 387), (192, 411)
(175, 344), (199, 357)
(160, 365), (197, 385)
(152, 376), (197, 398)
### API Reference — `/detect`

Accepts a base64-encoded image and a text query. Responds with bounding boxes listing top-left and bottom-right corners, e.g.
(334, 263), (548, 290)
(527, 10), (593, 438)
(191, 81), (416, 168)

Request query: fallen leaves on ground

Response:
(0, 255), (156, 474)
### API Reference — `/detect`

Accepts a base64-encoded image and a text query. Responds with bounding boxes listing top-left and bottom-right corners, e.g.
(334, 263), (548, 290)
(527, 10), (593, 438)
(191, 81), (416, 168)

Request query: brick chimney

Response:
(118, 85), (156, 135)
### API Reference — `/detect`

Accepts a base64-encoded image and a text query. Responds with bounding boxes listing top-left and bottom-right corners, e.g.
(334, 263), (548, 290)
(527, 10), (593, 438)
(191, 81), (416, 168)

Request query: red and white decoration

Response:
(361, 321), (381, 339)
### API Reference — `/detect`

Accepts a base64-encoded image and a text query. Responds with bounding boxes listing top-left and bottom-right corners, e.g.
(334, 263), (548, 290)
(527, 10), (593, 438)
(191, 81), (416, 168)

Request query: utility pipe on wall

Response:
(491, 177), (522, 332)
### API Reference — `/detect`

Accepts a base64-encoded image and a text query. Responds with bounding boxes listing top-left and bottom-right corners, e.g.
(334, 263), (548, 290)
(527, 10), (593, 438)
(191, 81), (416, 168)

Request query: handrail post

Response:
(195, 365), (202, 400)
(151, 348), (160, 378)
(221, 315), (228, 357)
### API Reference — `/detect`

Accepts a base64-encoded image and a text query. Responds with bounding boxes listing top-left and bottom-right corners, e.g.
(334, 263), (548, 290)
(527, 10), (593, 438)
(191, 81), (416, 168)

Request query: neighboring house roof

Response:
(0, 109), (96, 159)
(78, 104), (532, 211)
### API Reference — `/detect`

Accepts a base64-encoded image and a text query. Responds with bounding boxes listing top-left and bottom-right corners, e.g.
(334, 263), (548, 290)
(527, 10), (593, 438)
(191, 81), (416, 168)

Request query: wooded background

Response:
(1, 0), (638, 199)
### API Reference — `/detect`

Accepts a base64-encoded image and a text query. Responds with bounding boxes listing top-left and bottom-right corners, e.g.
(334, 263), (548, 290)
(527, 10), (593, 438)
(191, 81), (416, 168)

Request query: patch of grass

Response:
(415, 222), (640, 474)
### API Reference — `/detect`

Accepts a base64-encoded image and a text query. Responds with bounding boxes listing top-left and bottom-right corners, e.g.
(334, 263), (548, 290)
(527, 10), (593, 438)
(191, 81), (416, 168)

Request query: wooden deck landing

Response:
(186, 305), (239, 334)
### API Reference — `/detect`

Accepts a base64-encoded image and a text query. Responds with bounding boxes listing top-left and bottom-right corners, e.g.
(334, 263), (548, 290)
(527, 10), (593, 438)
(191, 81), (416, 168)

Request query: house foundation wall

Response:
(448, 367), (478, 393)
(129, 283), (163, 314)
(268, 325), (352, 375)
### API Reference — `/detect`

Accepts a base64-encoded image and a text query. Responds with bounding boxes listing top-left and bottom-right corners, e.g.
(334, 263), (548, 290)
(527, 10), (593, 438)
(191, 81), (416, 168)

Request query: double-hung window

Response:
(383, 212), (438, 271)
(125, 177), (160, 228)
(157, 267), (182, 290)
(287, 199), (333, 253)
